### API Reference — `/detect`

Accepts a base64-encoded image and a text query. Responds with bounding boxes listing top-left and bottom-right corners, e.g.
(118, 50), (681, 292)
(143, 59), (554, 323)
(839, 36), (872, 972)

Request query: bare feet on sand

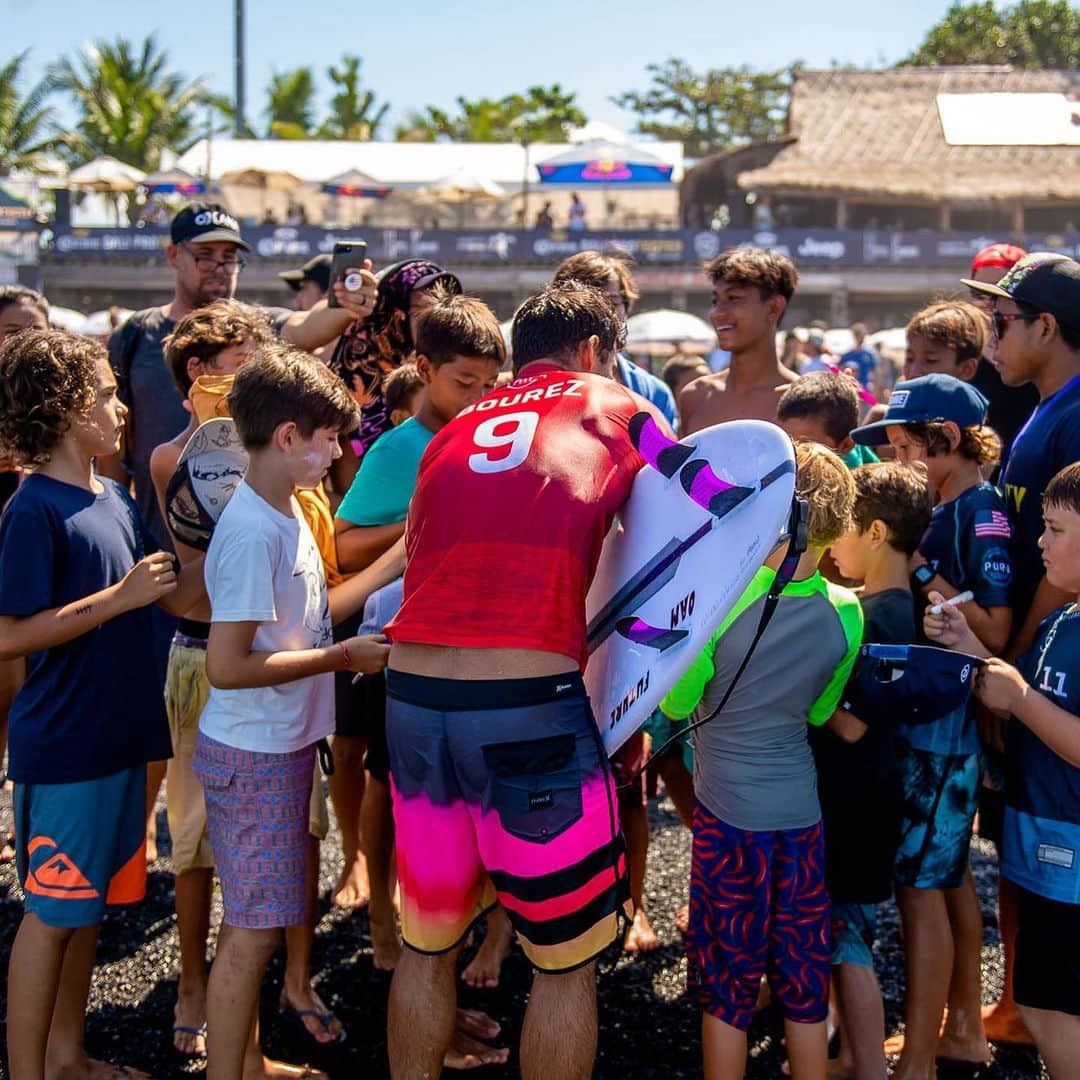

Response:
(981, 1001), (1034, 1046)
(461, 909), (513, 988)
(0, 829), (15, 863)
(144, 821), (158, 865)
(332, 856), (371, 910)
(623, 907), (660, 952)
(675, 904), (689, 935)
(443, 1010), (509, 1071)
(370, 912), (402, 971)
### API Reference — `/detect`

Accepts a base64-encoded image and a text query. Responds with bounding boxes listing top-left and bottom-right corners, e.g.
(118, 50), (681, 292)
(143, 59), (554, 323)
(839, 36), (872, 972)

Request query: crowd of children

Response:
(0, 237), (1079, 1080)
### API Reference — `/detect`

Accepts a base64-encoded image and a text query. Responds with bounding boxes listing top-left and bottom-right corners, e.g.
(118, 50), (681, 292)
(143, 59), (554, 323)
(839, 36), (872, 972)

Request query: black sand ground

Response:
(0, 791), (1048, 1078)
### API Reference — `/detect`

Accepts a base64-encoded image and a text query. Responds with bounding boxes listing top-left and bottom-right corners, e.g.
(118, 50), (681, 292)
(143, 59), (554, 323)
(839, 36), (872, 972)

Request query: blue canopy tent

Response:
(535, 139), (674, 186)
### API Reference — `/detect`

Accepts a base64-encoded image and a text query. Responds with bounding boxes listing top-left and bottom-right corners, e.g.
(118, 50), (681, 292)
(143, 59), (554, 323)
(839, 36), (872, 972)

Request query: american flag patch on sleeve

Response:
(974, 509), (1012, 539)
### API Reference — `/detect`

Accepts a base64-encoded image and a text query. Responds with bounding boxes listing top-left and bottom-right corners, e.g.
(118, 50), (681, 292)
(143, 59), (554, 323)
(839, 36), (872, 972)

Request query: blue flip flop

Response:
(172, 1022), (207, 1058)
(278, 998), (347, 1046)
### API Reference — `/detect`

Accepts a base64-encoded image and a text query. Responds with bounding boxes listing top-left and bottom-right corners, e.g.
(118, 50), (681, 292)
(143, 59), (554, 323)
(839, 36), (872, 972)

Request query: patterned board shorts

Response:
(894, 742), (980, 890)
(192, 733), (315, 929)
(687, 801), (831, 1031)
(386, 670), (631, 974)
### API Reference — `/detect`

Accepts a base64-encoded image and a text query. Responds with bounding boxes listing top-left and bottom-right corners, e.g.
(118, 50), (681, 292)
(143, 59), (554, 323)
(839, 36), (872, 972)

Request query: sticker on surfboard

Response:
(585, 415), (796, 755)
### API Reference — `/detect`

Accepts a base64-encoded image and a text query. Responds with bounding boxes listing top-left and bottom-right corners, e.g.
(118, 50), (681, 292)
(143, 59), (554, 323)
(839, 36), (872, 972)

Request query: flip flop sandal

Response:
(171, 1023), (207, 1058)
(278, 1000), (347, 1046)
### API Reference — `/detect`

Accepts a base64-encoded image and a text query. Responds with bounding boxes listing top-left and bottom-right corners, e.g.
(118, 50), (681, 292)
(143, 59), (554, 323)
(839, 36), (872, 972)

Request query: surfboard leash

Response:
(617, 494), (810, 787)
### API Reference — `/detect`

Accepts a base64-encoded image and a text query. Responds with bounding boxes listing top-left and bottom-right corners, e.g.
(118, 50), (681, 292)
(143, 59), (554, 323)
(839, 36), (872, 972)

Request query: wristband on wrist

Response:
(339, 641), (351, 670)
(913, 563), (936, 590)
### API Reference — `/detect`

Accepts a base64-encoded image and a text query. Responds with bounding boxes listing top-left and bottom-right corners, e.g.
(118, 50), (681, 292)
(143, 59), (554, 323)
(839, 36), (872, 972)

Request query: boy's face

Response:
(780, 416), (843, 453)
(188, 337), (258, 386)
(79, 357), (128, 459)
(419, 354), (500, 426)
(1039, 503), (1080, 594)
(904, 332), (976, 382)
(0, 300), (48, 344)
(886, 425), (940, 492)
(829, 522), (873, 582)
(709, 281), (779, 352)
(283, 425), (343, 490)
(990, 297), (1044, 388)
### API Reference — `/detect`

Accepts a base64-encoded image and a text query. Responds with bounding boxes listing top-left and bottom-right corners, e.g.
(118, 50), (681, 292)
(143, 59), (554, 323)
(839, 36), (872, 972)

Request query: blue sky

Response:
(9, 0), (958, 136)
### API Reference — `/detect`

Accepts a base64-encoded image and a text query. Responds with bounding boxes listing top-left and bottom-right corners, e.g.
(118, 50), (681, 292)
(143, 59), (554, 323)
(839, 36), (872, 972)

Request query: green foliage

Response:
(0, 51), (57, 173)
(612, 59), (793, 158)
(903, 0), (1080, 68)
(47, 36), (217, 170)
(266, 67), (316, 139)
(395, 84), (586, 143)
(318, 55), (389, 140)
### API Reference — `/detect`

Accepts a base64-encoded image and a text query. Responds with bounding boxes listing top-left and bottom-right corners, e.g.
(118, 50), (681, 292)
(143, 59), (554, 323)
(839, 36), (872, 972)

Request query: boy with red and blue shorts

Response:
(0, 330), (206, 1079)
(661, 442), (862, 1079)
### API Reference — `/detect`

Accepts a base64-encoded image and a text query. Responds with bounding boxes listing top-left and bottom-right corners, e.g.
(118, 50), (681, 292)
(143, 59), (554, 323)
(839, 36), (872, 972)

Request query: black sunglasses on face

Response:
(992, 310), (1039, 339)
(182, 243), (247, 274)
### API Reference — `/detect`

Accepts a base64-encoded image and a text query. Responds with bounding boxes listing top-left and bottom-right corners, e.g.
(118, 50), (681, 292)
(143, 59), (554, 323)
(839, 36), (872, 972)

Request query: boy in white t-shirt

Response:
(193, 344), (396, 1079)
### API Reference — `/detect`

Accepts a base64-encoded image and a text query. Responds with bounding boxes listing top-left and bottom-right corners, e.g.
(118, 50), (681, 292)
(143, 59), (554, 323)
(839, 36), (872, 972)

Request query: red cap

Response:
(970, 243), (1026, 275)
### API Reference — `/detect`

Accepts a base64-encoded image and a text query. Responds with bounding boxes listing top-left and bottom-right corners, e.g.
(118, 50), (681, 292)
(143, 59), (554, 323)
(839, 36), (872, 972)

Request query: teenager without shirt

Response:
(678, 248), (800, 434)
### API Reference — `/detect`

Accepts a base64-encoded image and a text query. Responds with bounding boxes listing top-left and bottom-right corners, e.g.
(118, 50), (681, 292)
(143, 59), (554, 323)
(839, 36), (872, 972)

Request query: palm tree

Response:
(47, 35), (217, 170)
(0, 51), (58, 173)
(318, 55), (389, 141)
(266, 67), (316, 139)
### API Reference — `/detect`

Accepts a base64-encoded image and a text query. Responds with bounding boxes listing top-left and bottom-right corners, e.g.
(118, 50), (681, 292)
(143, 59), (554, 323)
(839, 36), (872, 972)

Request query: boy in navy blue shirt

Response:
(926, 460), (1080, 1077)
(0, 329), (205, 1080)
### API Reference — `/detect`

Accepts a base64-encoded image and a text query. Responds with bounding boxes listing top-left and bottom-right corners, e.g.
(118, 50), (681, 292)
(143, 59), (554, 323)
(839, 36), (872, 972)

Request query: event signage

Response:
(43, 225), (1080, 267)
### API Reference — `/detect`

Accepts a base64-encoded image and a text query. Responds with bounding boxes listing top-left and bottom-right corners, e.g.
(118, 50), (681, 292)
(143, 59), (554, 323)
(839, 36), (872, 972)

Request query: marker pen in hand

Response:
(929, 590), (974, 615)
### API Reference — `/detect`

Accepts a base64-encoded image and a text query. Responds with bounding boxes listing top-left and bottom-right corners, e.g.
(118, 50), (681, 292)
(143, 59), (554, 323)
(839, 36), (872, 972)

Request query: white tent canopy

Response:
(626, 309), (716, 350)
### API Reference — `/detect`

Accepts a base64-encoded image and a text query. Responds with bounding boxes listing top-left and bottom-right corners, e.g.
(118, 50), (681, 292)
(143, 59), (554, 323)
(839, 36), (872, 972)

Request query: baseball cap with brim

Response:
(279, 253), (332, 292)
(170, 204), (251, 252)
(969, 242), (1026, 275)
(962, 252), (1080, 329)
(843, 644), (983, 726)
(850, 373), (988, 446)
(165, 418), (249, 551)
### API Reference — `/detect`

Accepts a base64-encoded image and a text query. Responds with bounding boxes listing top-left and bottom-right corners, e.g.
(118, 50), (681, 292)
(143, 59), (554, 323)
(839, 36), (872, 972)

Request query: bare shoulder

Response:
(680, 370), (728, 407)
(148, 435), (185, 496)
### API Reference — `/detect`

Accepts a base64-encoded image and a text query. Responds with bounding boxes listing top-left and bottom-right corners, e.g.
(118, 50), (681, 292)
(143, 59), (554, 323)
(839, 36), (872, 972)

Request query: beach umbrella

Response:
(219, 168), (304, 192)
(626, 309), (716, 351)
(536, 139), (673, 186)
(322, 169), (392, 199)
(67, 156), (146, 193)
(423, 169), (505, 225)
(141, 168), (206, 196)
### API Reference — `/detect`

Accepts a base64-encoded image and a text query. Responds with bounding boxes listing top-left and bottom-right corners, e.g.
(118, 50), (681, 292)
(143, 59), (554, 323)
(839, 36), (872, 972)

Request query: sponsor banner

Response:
(42, 225), (1080, 266)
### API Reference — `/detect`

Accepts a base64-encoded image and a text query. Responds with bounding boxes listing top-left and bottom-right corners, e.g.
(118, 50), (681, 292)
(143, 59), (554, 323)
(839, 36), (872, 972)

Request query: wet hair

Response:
(383, 363), (424, 416)
(777, 372), (860, 445)
(228, 343), (359, 449)
(414, 294), (505, 369)
(706, 247), (798, 304)
(851, 462), (932, 555)
(660, 352), (710, 394)
(0, 329), (101, 465)
(901, 421), (1002, 466)
(510, 282), (625, 374)
(794, 440), (855, 547)
(906, 301), (986, 365)
(0, 284), (49, 320)
(552, 251), (640, 313)
(163, 299), (272, 396)
(1043, 461), (1080, 517)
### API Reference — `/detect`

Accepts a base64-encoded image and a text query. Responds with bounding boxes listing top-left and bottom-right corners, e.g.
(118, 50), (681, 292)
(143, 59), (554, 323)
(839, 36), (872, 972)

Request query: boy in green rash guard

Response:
(661, 441), (863, 1080)
(331, 295), (504, 974)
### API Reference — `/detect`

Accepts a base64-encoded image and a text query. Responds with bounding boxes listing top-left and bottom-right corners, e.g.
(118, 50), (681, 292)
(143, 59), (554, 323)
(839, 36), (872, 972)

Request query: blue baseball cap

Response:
(843, 644), (983, 725)
(850, 373), (988, 446)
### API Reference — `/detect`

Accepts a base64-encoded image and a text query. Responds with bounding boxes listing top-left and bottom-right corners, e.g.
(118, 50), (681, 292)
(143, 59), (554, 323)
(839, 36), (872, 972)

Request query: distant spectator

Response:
(661, 353), (711, 400)
(278, 254), (332, 312)
(780, 330), (803, 372)
(0, 285), (48, 345)
(568, 192), (587, 232)
(840, 322), (879, 388)
(801, 329), (832, 374)
(534, 201), (554, 232)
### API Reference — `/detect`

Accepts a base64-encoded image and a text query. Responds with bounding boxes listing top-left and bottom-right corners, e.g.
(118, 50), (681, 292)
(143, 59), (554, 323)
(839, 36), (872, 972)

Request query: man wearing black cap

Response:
(279, 254), (332, 312)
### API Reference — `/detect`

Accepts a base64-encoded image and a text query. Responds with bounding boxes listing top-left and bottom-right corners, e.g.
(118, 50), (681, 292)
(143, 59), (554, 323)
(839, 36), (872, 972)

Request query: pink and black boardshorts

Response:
(386, 670), (631, 973)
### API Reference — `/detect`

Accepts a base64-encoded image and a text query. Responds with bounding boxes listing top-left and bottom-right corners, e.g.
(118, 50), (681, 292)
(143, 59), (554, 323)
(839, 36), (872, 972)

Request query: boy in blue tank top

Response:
(926, 460), (1080, 1077)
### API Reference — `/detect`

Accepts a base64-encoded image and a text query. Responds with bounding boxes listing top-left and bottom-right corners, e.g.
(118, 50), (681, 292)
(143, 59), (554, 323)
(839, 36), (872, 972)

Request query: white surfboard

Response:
(585, 416), (796, 755)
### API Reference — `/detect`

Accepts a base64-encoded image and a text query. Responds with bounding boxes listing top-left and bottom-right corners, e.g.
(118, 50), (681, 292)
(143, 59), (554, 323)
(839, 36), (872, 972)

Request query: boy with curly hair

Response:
(0, 329), (206, 1080)
(661, 441), (863, 1079)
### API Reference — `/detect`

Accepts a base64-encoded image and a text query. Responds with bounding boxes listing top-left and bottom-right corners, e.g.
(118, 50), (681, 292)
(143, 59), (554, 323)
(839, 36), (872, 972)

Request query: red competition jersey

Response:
(386, 364), (660, 668)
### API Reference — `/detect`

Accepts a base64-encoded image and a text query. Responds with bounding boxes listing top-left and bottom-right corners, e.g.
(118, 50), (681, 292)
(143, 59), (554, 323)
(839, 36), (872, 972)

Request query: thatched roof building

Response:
(684, 67), (1080, 231)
